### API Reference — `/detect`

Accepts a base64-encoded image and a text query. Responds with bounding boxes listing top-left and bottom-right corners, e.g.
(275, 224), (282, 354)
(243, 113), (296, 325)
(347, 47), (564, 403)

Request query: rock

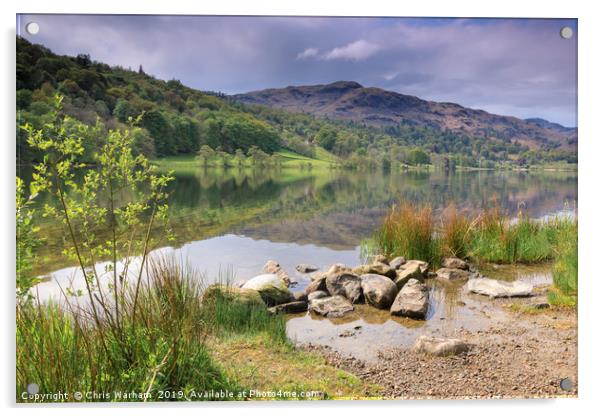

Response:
(466, 277), (533, 298)
(360, 274), (399, 309)
(232, 279), (247, 288)
(400, 260), (429, 274)
(442, 257), (469, 270)
(261, 260), (291, 286)
(307, 290), (329, 302)
(327, 263), (352, 275)
(242, 274), (292, 306)
(394, 265), (424, 290)
(530, 301), (550, 310)
(202, 284), (265, 308)
(296, 263), (319, 273)
(390, 278), (429, 319)
(202, 285), (264, 307)
(389, 256), (407, 270)
(412, 335), (469, 356)
(292, 291), (308, 302)
(268, 300), (308, 314)
(372, 254), (389, 265)
(436, 267), (471, 281)
(309, 295), (354, 318)
(310, 271), (326, 281)
(353, 263), (396, 279)
(305, 275), (327, 295)
(325, 271), (363, 303)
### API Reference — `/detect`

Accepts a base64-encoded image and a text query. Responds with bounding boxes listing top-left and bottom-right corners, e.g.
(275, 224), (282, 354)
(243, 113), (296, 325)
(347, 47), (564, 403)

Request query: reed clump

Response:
(371, 202), (577, 266)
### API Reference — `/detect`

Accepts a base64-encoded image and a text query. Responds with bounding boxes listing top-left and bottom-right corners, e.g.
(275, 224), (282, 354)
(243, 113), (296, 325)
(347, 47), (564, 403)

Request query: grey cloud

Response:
(18, 15), (577, 126)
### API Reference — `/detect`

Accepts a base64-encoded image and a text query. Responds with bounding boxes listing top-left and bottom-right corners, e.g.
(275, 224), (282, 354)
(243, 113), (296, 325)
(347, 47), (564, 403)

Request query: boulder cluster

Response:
(206, 256), (476, 320)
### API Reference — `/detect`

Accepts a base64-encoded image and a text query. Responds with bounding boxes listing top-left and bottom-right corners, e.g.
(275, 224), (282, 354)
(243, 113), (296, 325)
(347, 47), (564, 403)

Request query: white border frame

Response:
(2, 1), (599, 415)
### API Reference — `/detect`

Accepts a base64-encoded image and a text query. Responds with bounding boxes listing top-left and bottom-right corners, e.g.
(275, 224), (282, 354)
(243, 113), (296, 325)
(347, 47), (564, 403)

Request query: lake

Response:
(32, 167), (576, 303)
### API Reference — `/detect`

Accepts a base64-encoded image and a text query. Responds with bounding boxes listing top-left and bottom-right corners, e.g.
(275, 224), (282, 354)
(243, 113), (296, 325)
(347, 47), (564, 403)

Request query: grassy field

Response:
(153, 147), (338, 169)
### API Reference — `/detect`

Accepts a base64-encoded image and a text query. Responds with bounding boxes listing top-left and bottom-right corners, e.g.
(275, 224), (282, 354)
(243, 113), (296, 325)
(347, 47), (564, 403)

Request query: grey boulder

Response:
(394, 264), (425, 290)
(261, 260), (291, 287)
(390, 278), (429, 319)
(309, 295), (354, 318)
(268, 300), (308, 315)
(442, 257), (469, 270)
(325, 271), (363, 304)
(413, 336), (469, 356)
(305, 275), (327, 295)
(360, 274), (399, 309)
(353, 263), (396, 279)
(436, 267), (471, 281)
(296, 263), (319, 273)
(466, 277), (533, 298)
(242, 273), (292, 306)
(307, 290), (329, 302)
(389, 256), (407, 270)
(400, 260), (429, 274)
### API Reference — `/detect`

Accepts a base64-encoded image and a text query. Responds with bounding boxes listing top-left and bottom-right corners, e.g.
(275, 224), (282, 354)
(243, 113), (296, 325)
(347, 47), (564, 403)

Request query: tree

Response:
(234, 148), (246, 168)
(141, 109), (174, 157)
(22, 93), (173, 327)
(315, 125), (338, 151)
(197, 144), (215, 167)
(407, 148), (431, 166)
(217, 150), (231, 168)
(113, 98), (134, 122)
(247, 145), (269, 166)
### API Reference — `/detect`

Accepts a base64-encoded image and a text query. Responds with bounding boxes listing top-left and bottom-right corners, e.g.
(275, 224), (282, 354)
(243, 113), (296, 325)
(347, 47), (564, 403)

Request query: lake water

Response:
(32, 168), (575, 314)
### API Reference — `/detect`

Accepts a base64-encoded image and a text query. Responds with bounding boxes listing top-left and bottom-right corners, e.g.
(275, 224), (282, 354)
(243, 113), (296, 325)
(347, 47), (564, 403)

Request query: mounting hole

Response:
(560, 26), (573, 39)
(560, 377), (573, 391)
(26, 383), (39, 395)
(26, 22), (40, 35)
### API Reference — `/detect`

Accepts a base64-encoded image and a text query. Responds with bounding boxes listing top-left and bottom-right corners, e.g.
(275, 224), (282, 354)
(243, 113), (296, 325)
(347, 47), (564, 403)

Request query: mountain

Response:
(234, 81), (576, 150)
(16, 36), (577, 167)
(525, 118), (576, 134)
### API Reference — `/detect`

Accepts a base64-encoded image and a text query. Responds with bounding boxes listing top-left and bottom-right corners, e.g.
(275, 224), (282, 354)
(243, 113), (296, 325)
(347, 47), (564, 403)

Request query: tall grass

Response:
(469, 209), (559, 263)
(373, 202), (439, 265)
(201, 284), (289, 345)
(371, 202), (577, 265)
(439, 204), (474, 259)
(17, 259), (240, 402)
(548, 226), (578, 306)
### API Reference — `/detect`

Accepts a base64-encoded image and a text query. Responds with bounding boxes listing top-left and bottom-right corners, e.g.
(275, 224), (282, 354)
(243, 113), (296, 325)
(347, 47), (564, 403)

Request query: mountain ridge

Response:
(234, 81), (577, 150)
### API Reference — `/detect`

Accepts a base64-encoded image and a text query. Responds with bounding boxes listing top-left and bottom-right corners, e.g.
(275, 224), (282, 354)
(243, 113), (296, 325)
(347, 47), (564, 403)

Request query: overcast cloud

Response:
(18, 15), (577, 126)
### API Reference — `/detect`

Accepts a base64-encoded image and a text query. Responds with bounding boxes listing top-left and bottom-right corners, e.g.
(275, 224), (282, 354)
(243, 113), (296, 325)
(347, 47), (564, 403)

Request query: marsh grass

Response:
(439, 204), (475, 259)
(17, 259), (240, 402)
(548, 228), (578, 306)
(374, 202), (440, 265)
(371, 202), (576, 266)
(469, 209), (559, 263)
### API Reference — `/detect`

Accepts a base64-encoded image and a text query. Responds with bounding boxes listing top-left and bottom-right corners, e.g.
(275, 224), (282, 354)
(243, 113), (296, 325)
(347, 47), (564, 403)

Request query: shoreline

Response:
(302, 288), (577, 399)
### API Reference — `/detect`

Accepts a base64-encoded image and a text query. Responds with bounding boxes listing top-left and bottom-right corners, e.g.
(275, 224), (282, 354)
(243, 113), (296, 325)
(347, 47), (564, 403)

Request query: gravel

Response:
(303, 296), (577, 399)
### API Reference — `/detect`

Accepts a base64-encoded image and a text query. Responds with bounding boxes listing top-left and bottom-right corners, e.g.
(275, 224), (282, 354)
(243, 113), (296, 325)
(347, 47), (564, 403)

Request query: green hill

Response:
(16, 36), (576, 168)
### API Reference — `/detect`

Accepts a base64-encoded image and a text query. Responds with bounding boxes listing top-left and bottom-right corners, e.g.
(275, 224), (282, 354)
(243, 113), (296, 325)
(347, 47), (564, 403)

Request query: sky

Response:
(18, 15), (577, 127)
